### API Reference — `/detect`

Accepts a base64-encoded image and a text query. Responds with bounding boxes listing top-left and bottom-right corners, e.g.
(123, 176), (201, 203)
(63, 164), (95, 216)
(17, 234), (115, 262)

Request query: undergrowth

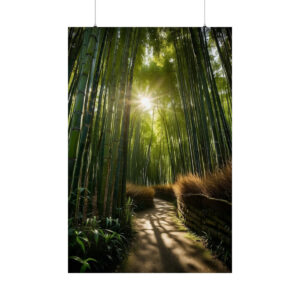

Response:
(173, 162), (232, 202)
(126, 183), (154, 211)
(173, 162), (232, 269)
(153, 184), (176, 202)
(68, 198), (134, 273)
(173, 214), (231, 270)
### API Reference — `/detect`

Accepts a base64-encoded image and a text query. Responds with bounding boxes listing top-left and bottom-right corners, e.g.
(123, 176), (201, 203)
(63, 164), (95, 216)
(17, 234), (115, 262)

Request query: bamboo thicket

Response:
(68, 27), (232, 221)
(68, 27), (141, 223)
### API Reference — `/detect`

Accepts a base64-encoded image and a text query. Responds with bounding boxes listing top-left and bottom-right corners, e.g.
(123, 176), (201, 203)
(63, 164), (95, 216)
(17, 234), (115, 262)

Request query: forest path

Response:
(120, 198), (228, 273)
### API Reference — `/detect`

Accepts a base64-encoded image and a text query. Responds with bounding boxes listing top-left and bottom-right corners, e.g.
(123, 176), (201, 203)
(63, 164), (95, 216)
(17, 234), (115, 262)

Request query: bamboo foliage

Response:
(69, 27), (232, 223)
(127, 27), (232, 185)
(68, 27), (141, 223)
(69, 28), (97, 192)
(172, 27), (232, 175)
(211, 28), (232, 91)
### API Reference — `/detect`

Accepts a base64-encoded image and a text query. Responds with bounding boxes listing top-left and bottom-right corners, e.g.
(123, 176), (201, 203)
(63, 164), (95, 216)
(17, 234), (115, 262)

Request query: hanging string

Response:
(94, 0), (97, 27)
(204, 0), (206, 27)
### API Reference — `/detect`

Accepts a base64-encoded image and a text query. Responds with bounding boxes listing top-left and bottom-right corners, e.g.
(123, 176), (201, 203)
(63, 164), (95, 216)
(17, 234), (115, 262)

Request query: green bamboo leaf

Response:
(85, 258), (97, 263)
(70, 256), (84, 264)
(76, 237), (85, 254)
(80, 263), (90, 273)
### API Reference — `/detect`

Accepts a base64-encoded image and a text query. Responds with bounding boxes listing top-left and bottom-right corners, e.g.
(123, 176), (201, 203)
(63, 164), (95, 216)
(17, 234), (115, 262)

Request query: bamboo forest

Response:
(68, 27), (232, 273)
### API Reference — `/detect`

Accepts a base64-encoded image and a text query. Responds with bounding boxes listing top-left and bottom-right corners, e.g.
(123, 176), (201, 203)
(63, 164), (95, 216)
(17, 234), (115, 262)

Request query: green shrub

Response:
(69, 212), (132, 272)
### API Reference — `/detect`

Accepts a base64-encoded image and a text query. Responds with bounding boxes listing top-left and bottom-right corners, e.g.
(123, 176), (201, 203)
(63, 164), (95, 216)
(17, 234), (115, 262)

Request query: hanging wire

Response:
(204, 0), (206, 27)
(94, 0), (97, 27)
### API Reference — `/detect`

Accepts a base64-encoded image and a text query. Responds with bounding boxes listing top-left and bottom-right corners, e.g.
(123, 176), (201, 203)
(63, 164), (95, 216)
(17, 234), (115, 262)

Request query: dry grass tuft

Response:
(173, 162), (232, 269)
(126, 183), (155, 211)
(153, 184), (176, 202)
(174, 162), (232, 202)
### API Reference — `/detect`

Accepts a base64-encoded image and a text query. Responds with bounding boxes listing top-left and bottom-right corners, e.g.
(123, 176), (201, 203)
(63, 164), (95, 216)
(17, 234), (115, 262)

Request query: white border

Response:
(0, 0), (300, 299)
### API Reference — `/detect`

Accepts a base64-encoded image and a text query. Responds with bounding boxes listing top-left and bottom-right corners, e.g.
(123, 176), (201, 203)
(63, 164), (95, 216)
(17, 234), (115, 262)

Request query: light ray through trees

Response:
(68, 27), (232, 223)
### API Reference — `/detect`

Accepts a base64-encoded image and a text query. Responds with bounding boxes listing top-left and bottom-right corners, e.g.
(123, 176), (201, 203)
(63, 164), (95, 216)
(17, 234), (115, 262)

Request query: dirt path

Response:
(121, 198), (228, 273)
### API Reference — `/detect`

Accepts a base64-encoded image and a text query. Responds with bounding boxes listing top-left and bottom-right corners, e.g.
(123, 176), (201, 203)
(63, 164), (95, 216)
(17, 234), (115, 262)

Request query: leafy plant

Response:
(70, 256), (97, 273)
(68, 217), (131, 273)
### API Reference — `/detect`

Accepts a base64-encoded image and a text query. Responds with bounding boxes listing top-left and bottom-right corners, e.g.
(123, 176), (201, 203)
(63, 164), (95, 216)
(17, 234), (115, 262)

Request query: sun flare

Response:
(140, 96), (152, 110)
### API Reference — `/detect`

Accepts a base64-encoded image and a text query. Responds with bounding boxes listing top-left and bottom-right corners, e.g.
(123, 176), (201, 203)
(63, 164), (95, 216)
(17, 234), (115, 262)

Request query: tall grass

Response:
(126, 183), (155, 211)
(174, 162), (232, 269)
(174, 162), (232, 202)
(153, 184), (176, 202)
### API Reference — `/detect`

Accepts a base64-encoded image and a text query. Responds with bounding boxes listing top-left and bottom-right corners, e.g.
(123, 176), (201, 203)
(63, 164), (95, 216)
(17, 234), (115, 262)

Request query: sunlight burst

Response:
(140, 96), (152, 110)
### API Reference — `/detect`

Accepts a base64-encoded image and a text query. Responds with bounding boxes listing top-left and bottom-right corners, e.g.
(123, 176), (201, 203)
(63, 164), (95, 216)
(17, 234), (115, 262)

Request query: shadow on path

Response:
(121, 198), (228, 273)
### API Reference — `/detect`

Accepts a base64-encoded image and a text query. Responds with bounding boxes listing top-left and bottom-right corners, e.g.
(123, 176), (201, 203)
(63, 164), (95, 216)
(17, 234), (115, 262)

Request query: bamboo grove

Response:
(68, 27), (232, 223)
